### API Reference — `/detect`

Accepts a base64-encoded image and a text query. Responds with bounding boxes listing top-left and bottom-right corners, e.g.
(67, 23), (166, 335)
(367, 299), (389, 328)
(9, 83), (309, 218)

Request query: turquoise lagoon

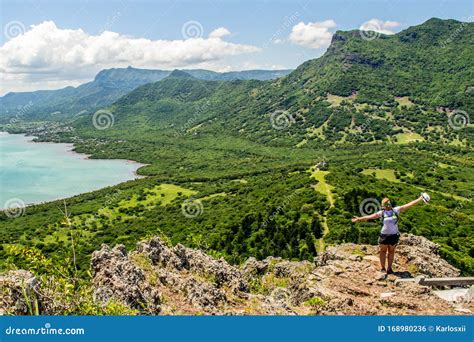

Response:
(0, 132), (143, 208)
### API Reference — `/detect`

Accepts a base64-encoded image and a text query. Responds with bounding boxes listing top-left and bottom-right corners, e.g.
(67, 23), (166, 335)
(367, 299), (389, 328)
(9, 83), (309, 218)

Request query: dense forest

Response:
(1, 18), (473, 280)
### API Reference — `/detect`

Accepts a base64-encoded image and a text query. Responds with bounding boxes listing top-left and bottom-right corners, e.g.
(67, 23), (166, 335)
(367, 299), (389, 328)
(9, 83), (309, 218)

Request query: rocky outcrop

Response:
(91, 238), (286, 315)
(136, 238), (249, 293)
(0, 270), (39, 315)
(397, 234), (460, 277)
(343, 53), (384, 68)
(91, 244), (161, 314)
(88, 233), (471, 315)
(1, 233), (471, 315)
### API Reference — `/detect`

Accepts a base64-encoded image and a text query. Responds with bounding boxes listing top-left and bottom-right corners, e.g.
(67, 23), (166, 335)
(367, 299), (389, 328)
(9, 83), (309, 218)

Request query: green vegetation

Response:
(310, 169), (335, 206)
(395, 97), (414, 108)
(304, 296), (327, 308)
(309, 168), (335, 251)
(1, 18), (472, 282)
(361, 168), (400, 183)
(393, 132), (425, 144)
(0, 68), (291, 121)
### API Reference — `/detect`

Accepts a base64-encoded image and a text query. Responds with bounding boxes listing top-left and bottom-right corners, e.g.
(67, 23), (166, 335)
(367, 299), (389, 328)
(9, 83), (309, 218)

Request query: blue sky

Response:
(1, 0), (472, 93)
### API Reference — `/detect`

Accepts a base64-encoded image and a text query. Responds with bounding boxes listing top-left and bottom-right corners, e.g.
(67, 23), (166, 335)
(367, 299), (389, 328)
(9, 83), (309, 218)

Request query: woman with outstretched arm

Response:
(352, 193), (430, 275)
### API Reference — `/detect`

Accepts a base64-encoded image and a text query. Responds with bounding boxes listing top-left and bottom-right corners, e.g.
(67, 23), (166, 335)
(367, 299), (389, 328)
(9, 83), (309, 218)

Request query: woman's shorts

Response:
(378, 233), (400, 245)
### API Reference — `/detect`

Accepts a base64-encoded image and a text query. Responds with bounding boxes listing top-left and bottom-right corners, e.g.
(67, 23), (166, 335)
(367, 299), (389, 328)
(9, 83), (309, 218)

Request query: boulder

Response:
(0, 270), (39, 315)
(91, 244), (161, 314)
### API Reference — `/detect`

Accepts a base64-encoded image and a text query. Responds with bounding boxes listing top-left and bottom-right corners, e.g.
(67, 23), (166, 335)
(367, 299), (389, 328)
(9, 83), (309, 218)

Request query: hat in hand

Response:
(421, 192), (430, 203)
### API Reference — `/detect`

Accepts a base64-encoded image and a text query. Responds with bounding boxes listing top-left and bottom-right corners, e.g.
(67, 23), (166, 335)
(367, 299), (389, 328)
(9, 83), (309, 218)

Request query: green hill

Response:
(68, 18), (473, 149)
(1, 18), (472, 278)
(285, 18), (473, 109)
(0, 67), (291, 121)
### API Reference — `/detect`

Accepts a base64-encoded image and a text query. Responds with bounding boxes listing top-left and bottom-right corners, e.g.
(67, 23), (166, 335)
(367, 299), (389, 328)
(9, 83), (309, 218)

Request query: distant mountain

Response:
(88, 18), (472, 147)
(0, 67), (292, 121)
(168, 69), (195, 79)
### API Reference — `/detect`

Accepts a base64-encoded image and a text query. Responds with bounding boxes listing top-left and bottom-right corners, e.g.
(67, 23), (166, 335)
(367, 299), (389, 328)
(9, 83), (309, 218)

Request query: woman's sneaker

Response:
(386, 268), (394, 275)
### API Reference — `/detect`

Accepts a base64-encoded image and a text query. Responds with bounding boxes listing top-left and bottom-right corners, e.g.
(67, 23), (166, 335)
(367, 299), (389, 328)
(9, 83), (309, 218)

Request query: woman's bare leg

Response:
(379, 244), (388, 270)
(387, 244), (396, 271)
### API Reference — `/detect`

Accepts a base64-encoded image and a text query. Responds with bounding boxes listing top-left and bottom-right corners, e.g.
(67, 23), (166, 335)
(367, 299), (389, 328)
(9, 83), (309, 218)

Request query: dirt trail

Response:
(309, 167), (335, 252)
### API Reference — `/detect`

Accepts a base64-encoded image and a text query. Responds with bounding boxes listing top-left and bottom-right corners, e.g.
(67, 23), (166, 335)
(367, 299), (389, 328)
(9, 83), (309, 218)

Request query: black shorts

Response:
(378, 233), (400, 245)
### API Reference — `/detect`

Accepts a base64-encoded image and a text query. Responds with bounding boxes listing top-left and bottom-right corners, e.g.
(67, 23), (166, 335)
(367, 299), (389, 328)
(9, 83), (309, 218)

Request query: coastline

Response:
(0, 132), (148, 208)
(4, 131), (148, 177)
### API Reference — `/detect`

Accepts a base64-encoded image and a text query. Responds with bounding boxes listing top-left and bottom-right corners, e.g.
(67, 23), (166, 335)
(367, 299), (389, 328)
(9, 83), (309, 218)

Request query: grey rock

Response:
(91, 244), (161, 313)
(397, 234), (460, 277)
(0, 270), (39, 315)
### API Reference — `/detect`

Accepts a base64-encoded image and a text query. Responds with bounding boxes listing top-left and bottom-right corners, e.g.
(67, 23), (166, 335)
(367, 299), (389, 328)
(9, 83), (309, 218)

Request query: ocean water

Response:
(0, 132), (143, 208)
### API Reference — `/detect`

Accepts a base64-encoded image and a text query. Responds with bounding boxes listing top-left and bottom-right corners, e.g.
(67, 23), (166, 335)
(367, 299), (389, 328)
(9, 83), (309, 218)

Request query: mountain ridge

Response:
(0, 67), (292, 120)
(77, 18), (473, 149)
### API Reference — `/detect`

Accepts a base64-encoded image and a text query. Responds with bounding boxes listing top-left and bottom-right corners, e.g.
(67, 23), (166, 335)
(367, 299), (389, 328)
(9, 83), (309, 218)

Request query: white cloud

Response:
(208, 27), (231, 39)
(359, 19), (401, 35)
(0, 21), (260, 94)
(289, 20), (336, 49)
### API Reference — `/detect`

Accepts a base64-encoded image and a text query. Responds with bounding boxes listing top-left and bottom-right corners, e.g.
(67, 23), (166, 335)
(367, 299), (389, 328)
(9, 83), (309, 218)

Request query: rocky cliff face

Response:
(1, 234), (471, 315)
